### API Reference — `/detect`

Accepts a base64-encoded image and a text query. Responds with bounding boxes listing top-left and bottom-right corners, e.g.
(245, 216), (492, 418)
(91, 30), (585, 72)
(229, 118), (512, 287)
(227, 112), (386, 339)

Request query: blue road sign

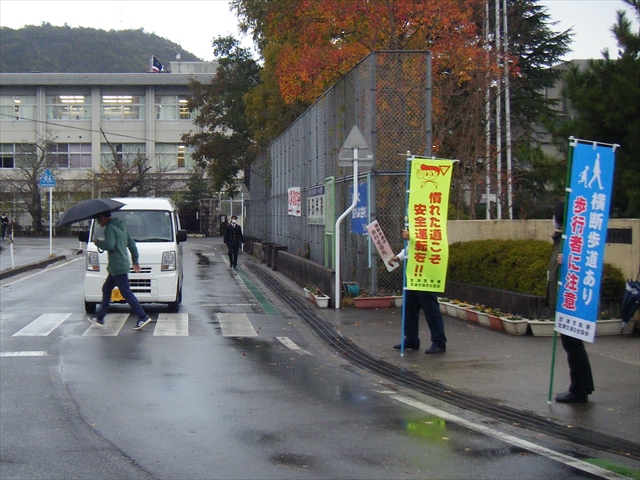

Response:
(39, 169), (56, 188)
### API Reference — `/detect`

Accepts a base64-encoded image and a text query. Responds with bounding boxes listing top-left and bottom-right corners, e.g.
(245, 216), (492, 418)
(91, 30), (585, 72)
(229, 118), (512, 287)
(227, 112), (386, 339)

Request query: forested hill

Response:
(0, 23), (203, 73)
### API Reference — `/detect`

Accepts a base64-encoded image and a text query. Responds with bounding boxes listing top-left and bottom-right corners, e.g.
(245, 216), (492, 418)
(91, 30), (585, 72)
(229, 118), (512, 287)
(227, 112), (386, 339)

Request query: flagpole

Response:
(547, 137), (575, 404)
(400, 151), (412, 357)
(150, 56), (153, 73)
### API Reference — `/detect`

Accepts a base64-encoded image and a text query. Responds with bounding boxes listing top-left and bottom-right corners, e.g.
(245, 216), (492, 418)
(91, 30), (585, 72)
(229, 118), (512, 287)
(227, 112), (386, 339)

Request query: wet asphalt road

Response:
(0, 237), (637, 479)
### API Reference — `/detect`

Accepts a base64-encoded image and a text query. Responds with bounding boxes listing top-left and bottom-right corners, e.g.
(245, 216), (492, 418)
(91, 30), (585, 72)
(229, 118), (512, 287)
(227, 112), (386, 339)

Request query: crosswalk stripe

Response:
(1, 351), (48, 357)
(217, 313), (258, 337)
(276, 336), (312, 355)
(13, 313), (72, 336)
(154, 313), (188, 336)
(83, 313), (128, 336)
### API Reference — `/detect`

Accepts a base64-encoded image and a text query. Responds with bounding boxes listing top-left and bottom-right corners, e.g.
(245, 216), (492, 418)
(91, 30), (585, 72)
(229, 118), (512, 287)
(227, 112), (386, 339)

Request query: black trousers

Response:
(227, 244), (239, 267)
(560, 334), (594, 395)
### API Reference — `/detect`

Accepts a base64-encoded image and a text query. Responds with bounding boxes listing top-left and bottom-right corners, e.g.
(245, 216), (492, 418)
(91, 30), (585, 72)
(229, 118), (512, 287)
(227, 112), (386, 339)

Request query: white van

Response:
(78, 197), (187, 314)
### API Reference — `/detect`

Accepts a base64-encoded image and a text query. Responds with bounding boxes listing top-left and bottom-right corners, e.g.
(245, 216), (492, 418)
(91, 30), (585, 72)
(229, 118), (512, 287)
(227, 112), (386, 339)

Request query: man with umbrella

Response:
(89, 210), (152, 330)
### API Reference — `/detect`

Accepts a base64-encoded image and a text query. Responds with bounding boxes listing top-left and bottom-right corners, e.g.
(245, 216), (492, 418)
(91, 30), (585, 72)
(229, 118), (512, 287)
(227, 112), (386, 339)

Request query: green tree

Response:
(558, 0), (640, 218)
(181, 36), (261, 196)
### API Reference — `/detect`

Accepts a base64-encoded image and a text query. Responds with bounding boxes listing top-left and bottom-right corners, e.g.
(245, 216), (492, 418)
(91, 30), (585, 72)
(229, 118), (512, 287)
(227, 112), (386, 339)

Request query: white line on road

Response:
(1, 256), (83, 287)
(384, 392), (629, 480)
(155, 313), (189, 336)
(83, 313), (128, 336)
(0, 351), (48, 357)
(276, 336), (312, 355)
(13, 313), (72, 336)
(217, 313), (258, 337)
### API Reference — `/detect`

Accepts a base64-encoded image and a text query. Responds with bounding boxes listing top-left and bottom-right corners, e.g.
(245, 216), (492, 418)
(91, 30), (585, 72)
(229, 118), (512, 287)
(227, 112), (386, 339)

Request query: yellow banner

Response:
(406, 158), (454, 292)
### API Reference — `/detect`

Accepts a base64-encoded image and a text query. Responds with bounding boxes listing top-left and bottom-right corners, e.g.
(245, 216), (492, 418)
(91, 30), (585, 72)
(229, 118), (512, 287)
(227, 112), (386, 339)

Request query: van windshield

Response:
(93, 210), (173, 242)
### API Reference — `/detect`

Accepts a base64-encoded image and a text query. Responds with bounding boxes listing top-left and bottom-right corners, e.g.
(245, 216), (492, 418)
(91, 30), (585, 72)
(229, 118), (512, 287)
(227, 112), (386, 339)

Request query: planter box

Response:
(304, 288), (329, 308)
(465, 308), (479, 323)
(502, 317), (529, 335)
(452, 304), (471, 319)
(596, 319), (624, 335)
(529, 319), (630, 337)
(438, 300), (454, 316)
(392, 296), (403, 308)
(528, 320), (555, 336)
(476, 311), (491, 327)
(354, 296), (393, 309)
(488, 314), (504, 331)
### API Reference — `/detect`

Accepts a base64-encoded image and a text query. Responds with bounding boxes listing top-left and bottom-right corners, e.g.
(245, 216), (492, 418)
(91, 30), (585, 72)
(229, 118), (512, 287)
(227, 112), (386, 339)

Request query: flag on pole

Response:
(152, 56), (164, 73)
(405, 157), (455, 292)
(555, 140), (617, 343)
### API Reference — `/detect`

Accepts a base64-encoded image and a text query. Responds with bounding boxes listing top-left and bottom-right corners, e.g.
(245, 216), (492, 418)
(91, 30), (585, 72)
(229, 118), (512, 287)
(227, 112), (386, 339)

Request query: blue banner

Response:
(351, 182), (368, 234)
(555, 141), (616, 343)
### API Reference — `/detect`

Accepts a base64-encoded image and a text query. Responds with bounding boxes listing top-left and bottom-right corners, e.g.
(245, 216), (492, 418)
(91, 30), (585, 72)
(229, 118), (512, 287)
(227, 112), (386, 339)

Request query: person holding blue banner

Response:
(548, 201), (594, 403)
(389, 230), (447, 354)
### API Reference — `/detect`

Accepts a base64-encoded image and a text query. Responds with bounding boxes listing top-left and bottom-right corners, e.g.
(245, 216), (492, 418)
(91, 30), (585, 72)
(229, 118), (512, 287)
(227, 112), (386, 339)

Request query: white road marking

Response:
(155, 313), (188, 336)
(385, 392), (629, 480)
(1, 257), (83, 287)
(83, 313), (128, 336)
(276, 336), (312, 355)
(13, 313), (72, 336)
(217, 313), (258, 337)
(0, 351), (48, 357)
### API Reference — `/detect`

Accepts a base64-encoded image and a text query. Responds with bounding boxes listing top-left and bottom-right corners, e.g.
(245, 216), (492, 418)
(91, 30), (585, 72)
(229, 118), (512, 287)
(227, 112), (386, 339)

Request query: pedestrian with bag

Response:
(224, 215), (244, 269)
(88, 210), (152, 330)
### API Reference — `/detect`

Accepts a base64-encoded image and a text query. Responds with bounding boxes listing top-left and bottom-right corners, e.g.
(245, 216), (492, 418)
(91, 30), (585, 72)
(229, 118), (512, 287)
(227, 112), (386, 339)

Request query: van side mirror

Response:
(177, 229), (187, 243)
(78, 230), (90, 243)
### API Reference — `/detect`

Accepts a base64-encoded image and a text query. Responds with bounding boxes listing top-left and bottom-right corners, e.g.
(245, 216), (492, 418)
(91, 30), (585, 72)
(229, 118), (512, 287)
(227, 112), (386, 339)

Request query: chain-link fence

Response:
(246, 51), (431, 295)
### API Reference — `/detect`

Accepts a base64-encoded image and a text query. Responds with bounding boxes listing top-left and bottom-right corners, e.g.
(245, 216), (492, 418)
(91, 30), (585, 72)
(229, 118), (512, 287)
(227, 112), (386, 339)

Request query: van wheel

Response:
(85, 301), (97, 313)
(167, 286), (181, 313)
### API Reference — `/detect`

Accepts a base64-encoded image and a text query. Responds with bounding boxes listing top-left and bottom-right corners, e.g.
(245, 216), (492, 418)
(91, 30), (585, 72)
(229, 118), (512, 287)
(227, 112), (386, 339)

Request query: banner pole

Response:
(400, 151), (411, 356)
(547, 137), (575, 403)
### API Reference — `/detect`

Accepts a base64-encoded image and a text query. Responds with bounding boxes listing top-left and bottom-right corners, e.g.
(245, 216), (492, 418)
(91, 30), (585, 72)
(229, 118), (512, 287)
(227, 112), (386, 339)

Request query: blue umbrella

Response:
(621, 270), (640, 333)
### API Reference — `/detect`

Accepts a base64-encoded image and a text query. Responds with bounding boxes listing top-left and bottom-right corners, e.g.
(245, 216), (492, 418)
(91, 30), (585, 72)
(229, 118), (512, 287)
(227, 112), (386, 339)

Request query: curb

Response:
(0, 255), (68, 280)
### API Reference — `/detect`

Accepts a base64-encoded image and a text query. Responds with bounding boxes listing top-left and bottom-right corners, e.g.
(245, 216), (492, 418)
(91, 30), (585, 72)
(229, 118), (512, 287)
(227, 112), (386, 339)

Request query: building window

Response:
(101, 95), (145, 120)
(46, 95), (91, 120)
(0, 95), (36, 121)
(155, 95), (192, 120)
(47, 143), (92, 169)
(155, 144), (194, 169)
(100, 143), (146, 167)
(0, 144), (35, 168)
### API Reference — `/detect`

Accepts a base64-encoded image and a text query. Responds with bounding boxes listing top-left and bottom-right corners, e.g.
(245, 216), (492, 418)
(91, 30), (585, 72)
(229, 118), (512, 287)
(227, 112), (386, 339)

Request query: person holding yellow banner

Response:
(389, 229), (447, 354)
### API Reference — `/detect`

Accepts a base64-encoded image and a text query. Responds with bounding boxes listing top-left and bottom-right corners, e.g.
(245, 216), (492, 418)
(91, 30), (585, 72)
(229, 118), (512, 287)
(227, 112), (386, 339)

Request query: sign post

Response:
(39, 169), (56, 256)
(335, 126), (373, 309)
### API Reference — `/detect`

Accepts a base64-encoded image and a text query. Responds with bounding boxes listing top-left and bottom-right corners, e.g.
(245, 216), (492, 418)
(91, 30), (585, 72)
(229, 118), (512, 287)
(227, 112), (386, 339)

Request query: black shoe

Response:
(393, 341), (420, 351)
(424, 345), (446, 354)
(555, 391), (588, 403)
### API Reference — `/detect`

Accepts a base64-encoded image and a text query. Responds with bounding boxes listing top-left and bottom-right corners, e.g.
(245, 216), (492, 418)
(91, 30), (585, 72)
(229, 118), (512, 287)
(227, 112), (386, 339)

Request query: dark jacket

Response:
(94, 218), (139, 275)
(224, 223), (244, 247)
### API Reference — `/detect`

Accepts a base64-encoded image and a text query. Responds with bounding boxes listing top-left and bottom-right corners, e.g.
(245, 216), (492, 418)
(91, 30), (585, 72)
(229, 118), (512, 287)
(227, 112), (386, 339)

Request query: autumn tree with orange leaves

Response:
(232, 0), (572, 218)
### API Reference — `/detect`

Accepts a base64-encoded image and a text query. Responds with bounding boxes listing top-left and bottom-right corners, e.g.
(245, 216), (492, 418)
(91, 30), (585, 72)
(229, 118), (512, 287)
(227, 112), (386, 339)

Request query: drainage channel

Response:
(247, 264), (640, 461)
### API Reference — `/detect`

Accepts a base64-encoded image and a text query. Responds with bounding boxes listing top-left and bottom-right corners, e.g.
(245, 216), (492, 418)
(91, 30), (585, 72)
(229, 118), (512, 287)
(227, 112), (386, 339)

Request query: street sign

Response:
(338, 125), (373, 166)
(39, 169), (56, 188)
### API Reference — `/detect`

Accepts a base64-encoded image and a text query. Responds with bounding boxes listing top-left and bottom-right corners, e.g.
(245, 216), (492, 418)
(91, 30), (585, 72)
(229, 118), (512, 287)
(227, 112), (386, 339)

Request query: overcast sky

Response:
(1, 0), (637, 62)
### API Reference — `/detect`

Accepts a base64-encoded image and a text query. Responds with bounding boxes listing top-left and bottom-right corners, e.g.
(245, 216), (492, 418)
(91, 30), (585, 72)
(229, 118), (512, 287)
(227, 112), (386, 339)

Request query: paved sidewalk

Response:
(2, 236), (639, 466)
